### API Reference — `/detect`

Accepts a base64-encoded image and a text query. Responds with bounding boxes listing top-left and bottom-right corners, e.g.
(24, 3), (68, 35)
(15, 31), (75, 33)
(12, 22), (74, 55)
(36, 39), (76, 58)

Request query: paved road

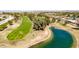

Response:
(0, 16), (14, 25)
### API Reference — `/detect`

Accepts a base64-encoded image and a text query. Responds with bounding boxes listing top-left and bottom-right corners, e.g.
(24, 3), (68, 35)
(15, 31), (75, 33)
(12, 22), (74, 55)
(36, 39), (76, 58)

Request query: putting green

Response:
(7, 16), (32, 41)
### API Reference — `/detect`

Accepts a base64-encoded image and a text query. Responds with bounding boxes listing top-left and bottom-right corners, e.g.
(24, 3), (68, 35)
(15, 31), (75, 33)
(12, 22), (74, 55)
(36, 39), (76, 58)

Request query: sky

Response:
(0, 0), (79, 10)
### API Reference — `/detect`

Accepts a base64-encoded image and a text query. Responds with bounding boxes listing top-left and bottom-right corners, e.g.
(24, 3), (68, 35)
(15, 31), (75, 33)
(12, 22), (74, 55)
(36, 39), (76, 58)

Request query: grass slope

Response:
(7, 16), (32, 41)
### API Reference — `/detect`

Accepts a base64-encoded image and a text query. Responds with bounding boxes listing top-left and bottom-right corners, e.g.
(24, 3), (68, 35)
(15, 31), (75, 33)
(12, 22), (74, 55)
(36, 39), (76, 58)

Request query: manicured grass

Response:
(7, 16), (32, 41)
(0, 23), (8, 31)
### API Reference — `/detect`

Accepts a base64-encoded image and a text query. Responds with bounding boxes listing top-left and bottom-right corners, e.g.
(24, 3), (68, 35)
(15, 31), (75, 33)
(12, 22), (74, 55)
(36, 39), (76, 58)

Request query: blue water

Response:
(31, 27), (74, 48)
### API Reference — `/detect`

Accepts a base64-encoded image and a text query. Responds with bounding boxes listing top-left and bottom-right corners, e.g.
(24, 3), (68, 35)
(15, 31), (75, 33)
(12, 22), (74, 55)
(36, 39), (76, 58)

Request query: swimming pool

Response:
(30, 27), (74, 48)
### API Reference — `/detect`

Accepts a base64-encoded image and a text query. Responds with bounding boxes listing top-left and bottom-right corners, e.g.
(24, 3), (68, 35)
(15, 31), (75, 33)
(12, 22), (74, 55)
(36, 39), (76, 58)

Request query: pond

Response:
(30, 27), (74, 48)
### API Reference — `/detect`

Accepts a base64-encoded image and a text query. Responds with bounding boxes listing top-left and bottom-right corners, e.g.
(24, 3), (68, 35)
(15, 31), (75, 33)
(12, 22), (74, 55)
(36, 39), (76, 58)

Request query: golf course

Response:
(0, 12), (78, 48)
(7, 16), (32, 41)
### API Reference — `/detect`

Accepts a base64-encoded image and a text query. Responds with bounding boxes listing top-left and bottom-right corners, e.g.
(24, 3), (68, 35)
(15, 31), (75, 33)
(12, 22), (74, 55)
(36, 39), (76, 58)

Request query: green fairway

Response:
(7, 16), (32, 41)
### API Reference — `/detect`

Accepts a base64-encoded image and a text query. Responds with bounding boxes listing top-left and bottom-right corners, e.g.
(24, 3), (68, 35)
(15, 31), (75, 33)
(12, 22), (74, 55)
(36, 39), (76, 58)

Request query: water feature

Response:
(30, 27), (74, 48)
